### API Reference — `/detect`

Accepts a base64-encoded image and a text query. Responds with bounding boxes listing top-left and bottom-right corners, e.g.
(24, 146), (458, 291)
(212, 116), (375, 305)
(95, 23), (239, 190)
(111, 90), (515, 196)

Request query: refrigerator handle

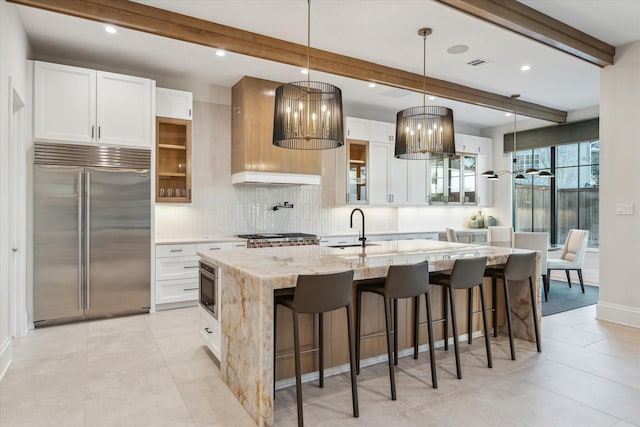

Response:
(78, 171), (83, 311)
(86, 172), (91, 310)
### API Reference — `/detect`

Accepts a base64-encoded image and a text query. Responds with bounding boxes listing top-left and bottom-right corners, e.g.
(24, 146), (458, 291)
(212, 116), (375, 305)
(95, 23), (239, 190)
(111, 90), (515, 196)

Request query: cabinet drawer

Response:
(156, 256), (200, 280)
(196, 242), (233, 252)
(156, 243), (197, 258)
(156, 278), (199, 304)
(420, 233), (439, 241)
(318, 236), (356, 247)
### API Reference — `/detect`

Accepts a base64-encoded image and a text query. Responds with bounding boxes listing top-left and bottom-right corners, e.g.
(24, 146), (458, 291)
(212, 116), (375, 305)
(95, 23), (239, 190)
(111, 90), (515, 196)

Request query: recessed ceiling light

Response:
(368, 83), (376, 88)
(447, 44), (469, 55)
(104, 25), (117, 34)
(215, 50), (226, 57)
(505, 112), (512, 117)
(520, 64), (531, 71)
(428, 95), (436, 100)
(301, 68), (309, 74)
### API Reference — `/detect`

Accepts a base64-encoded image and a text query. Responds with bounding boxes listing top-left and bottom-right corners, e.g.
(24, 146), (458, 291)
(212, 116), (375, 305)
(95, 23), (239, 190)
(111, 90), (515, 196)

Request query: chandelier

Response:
(272, 0), (344, 150)
(395, 28), (456, 160)
(482, 94), (554, 180)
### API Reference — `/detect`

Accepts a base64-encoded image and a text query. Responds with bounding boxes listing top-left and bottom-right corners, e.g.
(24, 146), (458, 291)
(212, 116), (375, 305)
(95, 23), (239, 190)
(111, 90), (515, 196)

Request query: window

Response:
(513, 141), (599, 247)
(429, 154), (477, 204)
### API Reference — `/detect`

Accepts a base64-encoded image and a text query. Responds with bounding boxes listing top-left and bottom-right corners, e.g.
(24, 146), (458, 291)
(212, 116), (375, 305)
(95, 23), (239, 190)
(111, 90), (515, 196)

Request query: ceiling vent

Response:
(379, 87), (413, 98)
(467, 58), (491, 67)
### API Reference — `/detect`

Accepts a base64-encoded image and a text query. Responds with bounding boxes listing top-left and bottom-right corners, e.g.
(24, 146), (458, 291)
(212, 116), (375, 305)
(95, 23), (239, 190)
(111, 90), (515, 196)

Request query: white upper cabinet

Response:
(407, 161), (428, 205)
(477, 153), (493, 207)
(455, 133), (492, 156)
(33, 61), (153, 148)
(345, 117), (370, 140)
(34, 62), (96, 144)
(368, 141), (392, 205)
(96, 71), (152, 148)
(369, 120), (395, 143)
(156, 87), (193, 120)
(389, 156), (409, 204)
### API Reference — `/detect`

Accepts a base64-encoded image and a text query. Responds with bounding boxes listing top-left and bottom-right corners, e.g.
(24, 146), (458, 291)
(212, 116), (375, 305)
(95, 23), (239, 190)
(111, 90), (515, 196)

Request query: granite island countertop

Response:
(198, 240), (540, 427)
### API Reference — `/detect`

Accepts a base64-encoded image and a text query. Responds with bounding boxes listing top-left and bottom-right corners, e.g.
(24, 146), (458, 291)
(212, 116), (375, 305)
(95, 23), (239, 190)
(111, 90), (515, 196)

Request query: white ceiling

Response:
(15, 0), (640, 130)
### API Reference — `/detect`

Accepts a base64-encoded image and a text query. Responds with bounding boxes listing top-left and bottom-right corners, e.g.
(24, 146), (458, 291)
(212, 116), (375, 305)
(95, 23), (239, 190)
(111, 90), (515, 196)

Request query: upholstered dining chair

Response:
(547, 229), (589, 297)
(488, 226), (514, 245)
(513, 232), (550, 301)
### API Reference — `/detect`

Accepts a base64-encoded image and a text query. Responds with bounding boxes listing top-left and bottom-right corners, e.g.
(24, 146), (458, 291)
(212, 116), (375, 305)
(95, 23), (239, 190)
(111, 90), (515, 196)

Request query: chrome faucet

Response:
(350, 208), (366, 248)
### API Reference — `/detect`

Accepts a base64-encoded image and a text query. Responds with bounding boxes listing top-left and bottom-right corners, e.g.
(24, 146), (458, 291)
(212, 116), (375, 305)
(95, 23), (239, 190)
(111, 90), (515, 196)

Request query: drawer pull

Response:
(183, 265), (199, 269)
(184, 287), (199, 291)
(170, 249), (183, 253)
(209, 247), (221, 250)
(204, 327), (213, 334)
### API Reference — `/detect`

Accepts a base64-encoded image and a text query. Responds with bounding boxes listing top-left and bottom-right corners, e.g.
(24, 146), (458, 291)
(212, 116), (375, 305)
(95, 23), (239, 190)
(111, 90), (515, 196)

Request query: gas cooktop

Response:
(237, 233), (317, 240)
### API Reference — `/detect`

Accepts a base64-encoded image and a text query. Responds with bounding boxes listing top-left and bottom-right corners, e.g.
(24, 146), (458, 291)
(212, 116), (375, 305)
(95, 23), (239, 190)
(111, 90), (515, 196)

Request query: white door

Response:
(97, 71), (152, 148)
(156, 87), (192, 120)
(407, 161), (428, 205)
(369, 141), (391, 204)
(33, 61), (96, 143)
(9, 82), (28, 337)
(389, 156), (408, 204)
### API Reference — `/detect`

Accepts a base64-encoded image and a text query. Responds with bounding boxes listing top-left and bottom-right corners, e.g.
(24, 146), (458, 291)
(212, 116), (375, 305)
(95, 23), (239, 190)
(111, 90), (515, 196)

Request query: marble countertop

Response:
(199, 239), (526, 283)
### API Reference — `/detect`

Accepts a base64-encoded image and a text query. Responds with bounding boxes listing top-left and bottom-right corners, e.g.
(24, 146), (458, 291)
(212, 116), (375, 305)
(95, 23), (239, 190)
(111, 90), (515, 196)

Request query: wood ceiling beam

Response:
(9, 0), (567, 122)
(434, 0), (615, 68)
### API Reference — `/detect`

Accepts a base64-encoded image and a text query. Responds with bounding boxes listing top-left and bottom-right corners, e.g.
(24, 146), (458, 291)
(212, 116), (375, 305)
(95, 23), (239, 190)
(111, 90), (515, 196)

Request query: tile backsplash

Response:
(155, 100), (495, 239)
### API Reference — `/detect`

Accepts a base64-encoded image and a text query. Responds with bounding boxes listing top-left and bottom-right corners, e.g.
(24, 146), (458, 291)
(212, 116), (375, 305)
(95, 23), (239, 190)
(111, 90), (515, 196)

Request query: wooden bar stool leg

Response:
(318, 312), (324, 388)
(479, 283), (493, 368)
(383, 297), (397, 400)
(502, 279), (515, 360)
(355, 287), (362, 375)
(424, 291), (438, 389)
(467, 288), (473, 344)
(345, 303), (359, 418)
(529, 276), (542, 352)
(292, 310), (304, 427)
(448, 288), (462, 379)
(443, 288), (449, 351)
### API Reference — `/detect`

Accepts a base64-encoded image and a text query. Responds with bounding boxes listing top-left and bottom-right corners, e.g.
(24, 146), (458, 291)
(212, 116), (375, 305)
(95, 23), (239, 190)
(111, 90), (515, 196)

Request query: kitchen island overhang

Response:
(199, 240), (541, 427)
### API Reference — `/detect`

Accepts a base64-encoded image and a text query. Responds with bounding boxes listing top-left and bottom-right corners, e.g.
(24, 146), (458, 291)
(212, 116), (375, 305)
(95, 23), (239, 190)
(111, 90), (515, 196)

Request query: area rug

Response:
(542, 280), (599, 316)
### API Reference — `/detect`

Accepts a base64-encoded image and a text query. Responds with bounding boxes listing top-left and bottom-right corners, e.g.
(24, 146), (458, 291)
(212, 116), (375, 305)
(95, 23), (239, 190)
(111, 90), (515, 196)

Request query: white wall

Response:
(597, 40), (640, 327)
(0, 0), (30, 379)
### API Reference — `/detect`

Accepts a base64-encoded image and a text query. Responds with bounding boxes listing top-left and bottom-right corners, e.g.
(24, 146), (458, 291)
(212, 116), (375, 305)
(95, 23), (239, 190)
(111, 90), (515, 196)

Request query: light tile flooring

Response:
(1, 305), (639, 426)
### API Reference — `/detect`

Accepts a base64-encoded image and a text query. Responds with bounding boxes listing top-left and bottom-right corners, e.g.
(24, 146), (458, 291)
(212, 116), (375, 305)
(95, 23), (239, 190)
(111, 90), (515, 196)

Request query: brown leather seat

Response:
(274, 270), (358, 427)
(430, 257), (492, 379)
(355, 261), (437, 401)
(484, 252), (541, 359)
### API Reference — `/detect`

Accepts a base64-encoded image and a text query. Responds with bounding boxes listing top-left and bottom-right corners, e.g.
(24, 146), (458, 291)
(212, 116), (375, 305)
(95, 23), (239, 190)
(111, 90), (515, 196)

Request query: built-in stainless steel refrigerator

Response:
(33, 142), (151, 326)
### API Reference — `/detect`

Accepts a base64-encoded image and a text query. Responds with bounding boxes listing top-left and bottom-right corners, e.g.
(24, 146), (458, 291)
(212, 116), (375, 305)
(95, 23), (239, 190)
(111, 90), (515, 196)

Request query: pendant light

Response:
(395, 28), (455, 160)
(272, 0), (344, 150)
(481, 94), (554, 179)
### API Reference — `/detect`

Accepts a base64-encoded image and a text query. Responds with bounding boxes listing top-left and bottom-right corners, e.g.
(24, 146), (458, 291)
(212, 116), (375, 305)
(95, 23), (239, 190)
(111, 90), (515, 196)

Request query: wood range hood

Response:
(232, 76), (322, 185)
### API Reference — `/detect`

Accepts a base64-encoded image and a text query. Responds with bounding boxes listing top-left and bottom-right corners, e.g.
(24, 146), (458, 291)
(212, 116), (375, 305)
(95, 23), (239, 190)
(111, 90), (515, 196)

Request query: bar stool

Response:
(430, 257), (492, 379)
(484, 252), (541, 359)
(274, 270), (359, 427)
(355, 261), (437, 401)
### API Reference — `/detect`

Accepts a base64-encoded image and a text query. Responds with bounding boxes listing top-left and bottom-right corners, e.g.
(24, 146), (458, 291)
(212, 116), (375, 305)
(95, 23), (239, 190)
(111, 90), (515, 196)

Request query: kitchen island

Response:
(199, 240), (540, 427)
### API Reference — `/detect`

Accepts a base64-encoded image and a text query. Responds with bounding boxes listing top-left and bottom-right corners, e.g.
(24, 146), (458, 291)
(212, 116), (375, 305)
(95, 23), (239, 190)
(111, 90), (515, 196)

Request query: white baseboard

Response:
(596, 301), (640, 328)
(0, 338), (12, 381)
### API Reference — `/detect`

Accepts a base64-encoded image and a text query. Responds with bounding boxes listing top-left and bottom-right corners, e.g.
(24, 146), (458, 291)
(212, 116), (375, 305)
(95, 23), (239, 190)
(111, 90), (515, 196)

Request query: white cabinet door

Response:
(456, 133), (492, 156)
(345, 117), (369, 140)
(369, 141), (391, 204)
(370, 120), (395, 143)
(477, 154), (493, 207)
(407, 161), (428, 204)
(389, 155), (408, 204)
(97, 71), (152, 148)
(156, 87), (193, 120)
(34, 61), (96, 143)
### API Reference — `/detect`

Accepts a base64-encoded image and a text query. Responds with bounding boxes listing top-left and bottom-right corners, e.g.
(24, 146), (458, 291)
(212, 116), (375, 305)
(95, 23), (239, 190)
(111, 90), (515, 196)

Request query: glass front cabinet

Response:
(428, 153), (477, 205)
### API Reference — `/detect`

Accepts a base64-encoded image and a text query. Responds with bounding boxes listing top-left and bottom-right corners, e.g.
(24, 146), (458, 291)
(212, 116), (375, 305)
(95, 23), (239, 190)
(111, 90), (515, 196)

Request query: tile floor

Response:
(1, 304), (639, 427)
